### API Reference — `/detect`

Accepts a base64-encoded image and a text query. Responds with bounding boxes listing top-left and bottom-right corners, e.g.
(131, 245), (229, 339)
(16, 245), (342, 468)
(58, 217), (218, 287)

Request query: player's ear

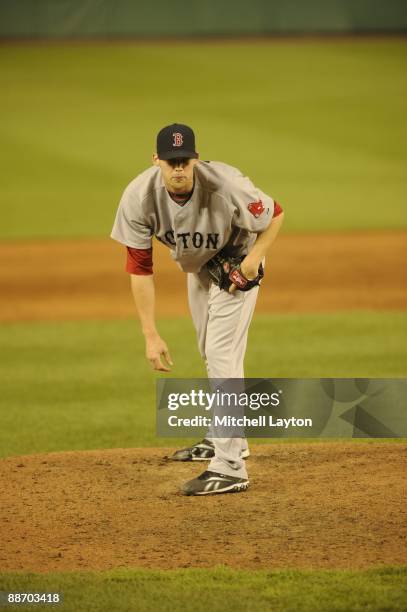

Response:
(152, 154), (160, 166)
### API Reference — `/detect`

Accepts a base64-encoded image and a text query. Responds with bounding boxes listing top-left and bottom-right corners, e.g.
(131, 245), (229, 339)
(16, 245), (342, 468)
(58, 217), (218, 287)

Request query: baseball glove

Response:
(206, 250), (264, 292)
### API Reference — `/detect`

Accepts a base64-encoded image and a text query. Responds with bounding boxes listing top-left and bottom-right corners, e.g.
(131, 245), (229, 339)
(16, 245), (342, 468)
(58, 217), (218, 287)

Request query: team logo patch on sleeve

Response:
(248, 200), (265, 218)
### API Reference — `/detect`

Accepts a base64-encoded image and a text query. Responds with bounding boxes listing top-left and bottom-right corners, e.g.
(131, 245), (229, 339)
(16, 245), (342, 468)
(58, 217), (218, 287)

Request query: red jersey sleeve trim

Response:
(126, 247), (153, 275)
(273, 201), (283, 217)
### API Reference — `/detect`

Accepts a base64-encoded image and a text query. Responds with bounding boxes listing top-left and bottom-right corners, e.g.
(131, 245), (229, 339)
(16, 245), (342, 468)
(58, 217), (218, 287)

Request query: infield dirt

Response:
(1, 230), (407, 321)
(0, 443), (406, 573)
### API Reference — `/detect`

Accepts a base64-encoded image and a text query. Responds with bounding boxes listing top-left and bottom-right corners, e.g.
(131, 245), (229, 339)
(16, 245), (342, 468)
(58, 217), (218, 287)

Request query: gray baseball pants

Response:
(187, 273), (259, 478)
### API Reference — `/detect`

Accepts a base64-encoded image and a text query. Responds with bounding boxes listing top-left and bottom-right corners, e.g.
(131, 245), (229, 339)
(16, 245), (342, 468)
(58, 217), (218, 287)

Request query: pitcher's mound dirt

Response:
(0, 443), (405, 573)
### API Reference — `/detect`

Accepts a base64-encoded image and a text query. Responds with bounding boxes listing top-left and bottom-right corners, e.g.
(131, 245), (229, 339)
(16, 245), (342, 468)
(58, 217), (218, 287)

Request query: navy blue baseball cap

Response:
(156, 123), (198, 160)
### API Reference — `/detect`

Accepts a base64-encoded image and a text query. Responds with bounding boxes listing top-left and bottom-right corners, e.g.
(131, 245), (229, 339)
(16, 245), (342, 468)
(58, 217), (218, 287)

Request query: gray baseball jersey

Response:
(111, 161), (275, 273)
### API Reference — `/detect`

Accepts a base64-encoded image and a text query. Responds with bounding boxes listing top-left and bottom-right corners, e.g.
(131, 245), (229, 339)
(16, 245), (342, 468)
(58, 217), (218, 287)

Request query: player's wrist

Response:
(143, 327), (159, 339)
(243, 252), (263, 269)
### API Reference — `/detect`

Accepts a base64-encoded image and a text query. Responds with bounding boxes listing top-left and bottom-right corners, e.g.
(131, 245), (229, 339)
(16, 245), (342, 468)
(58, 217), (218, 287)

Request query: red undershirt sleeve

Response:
(273, 201), (283, 217)
(126, 246), (153, 275)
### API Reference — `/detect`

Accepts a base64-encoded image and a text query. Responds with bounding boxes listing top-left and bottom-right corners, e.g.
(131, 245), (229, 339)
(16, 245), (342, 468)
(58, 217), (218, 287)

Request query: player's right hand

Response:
(145, 333), (173, 372)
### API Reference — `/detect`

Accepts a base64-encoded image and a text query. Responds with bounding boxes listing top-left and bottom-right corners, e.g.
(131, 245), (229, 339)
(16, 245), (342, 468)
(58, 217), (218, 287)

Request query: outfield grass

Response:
(0, 311), (405, 458)
(0, 566), (406, 612)
(1, 39), (406, 239)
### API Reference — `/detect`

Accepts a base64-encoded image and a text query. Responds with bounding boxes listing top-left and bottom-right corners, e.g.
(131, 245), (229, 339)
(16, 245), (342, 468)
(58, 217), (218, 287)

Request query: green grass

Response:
(0, 39), (406, 239)
(0, 311), (405, 458)
(0, 566), (406, 611)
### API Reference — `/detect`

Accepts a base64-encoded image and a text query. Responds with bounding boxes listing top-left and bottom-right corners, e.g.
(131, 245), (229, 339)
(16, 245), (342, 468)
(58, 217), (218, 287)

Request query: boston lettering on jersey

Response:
(111, 161), (277, 274)
(159, 230), (220, 250)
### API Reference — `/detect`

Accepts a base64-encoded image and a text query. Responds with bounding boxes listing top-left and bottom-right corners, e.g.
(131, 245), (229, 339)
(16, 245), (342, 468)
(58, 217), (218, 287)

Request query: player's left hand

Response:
(229, 256), (261, 293)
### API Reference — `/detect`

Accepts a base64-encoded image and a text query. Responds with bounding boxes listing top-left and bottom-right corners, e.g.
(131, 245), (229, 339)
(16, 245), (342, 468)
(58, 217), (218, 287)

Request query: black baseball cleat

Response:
(171, 439), (215, 461)
(181, 470), (249, 496)
(170, 439), (250, 461)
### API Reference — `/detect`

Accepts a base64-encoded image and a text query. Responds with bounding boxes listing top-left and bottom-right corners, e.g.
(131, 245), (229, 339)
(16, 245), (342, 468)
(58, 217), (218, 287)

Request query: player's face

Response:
(153, 155), (198, 193)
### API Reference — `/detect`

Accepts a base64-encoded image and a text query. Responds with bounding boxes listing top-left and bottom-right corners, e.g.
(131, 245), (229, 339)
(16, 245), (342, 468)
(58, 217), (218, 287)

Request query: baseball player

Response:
(111, 124), (284, 495)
